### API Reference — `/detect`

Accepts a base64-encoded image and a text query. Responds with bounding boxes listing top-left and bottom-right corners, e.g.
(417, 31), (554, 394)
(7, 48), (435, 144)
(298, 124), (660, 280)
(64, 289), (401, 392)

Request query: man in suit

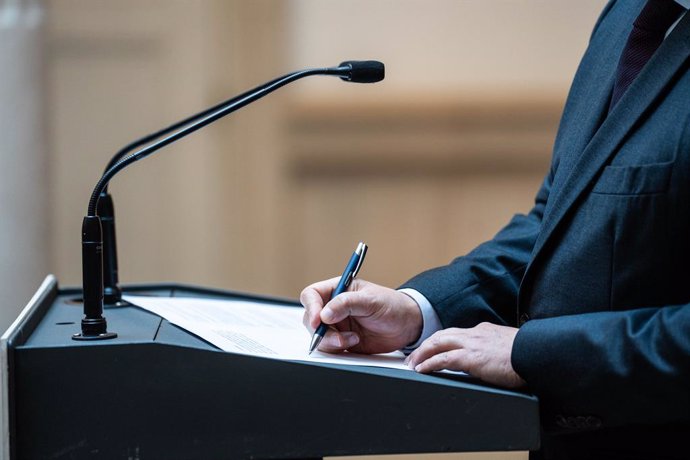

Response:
(301, 0), (690, 458)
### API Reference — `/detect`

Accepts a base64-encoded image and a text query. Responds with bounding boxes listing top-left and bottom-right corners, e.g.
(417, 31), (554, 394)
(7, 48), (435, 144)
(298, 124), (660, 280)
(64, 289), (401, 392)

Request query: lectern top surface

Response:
(14, 281), (538, 398)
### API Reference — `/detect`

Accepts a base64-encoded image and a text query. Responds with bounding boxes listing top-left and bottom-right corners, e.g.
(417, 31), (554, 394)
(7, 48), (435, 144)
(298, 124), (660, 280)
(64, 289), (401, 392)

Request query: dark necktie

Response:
(609, 0), (686, 110)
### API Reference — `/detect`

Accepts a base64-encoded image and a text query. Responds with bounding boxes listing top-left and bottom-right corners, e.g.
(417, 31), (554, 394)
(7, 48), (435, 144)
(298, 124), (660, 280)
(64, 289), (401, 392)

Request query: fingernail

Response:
(342, 332), (359, 348)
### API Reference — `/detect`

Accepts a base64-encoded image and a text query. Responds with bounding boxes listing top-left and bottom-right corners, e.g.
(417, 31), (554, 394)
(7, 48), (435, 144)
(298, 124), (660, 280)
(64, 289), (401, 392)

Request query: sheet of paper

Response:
(124, 295), (410, 371)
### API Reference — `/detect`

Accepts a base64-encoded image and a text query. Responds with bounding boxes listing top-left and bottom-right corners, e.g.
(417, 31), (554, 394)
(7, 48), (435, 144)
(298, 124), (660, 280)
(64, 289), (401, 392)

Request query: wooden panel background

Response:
(280, 97), (558, 292)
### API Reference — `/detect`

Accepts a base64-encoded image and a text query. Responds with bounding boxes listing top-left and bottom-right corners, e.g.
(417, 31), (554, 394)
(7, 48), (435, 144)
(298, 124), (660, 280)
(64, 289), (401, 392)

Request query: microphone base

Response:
(72, 317), (118, 341)
(72, 331), (118, 341)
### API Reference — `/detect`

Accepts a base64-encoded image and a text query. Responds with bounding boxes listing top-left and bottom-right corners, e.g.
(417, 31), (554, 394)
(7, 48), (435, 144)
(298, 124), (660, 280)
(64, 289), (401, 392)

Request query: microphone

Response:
(338, 61), (385, 83)
(73, 60), (385, 340)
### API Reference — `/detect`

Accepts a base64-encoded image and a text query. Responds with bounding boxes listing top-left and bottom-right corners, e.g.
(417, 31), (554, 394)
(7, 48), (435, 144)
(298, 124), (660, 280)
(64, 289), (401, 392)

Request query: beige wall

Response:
(42, 0), (607, 295)
(3, 1), (609, 458)
(288, 0), (606, 96)
(0, 0), (48, 332)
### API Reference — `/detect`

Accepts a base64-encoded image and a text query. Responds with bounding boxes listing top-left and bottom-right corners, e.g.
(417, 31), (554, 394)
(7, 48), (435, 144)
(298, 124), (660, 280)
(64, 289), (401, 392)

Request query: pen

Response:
(308, 241), (368, 355)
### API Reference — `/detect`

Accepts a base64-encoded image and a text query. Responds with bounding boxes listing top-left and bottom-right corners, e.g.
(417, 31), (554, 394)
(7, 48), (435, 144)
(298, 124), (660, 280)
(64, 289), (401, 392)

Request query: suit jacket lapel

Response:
(546, 1), (635, 183)
(523, 9), (690, 291)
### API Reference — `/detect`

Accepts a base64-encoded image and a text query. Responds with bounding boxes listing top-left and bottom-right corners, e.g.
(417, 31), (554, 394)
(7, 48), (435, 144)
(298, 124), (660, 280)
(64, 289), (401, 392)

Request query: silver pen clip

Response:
(352, 242), (368, 279)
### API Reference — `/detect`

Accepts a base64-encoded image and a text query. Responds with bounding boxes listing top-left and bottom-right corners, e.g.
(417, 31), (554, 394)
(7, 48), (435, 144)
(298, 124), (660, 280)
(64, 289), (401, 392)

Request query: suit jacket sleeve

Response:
(399, 169), (553, 328)
(512, 304), (690, 429)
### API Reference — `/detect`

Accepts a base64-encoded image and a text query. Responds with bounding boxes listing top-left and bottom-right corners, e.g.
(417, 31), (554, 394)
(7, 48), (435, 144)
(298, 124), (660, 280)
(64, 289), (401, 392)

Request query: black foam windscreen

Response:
(339, 60), (385, 83)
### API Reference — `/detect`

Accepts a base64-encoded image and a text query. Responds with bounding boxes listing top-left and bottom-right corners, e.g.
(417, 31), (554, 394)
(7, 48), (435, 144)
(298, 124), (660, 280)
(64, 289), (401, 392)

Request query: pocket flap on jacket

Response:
(592, 161), (674, 195)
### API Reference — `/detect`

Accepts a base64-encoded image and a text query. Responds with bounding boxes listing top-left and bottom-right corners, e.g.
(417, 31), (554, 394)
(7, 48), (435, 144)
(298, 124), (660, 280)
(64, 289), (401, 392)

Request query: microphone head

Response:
(338, 60), (385, 83)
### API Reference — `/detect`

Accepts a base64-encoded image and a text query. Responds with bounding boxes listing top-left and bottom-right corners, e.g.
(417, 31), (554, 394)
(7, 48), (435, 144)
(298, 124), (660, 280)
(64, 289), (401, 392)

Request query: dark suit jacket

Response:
(402, 1), (690, 458)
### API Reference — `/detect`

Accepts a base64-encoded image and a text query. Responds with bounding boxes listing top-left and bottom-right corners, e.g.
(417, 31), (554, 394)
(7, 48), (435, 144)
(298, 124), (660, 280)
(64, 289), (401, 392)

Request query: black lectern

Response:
(1, 276), (539, 459)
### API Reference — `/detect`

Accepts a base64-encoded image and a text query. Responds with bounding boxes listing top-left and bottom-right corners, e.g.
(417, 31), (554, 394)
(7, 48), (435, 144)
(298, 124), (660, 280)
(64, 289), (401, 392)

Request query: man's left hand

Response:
(405, 322), (526, 389)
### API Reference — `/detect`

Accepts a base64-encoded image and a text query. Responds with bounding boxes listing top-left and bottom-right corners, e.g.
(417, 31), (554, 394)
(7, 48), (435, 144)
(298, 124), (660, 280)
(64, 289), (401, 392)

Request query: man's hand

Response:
(405, 322), (526, 389)
(300, 278), (422, 354)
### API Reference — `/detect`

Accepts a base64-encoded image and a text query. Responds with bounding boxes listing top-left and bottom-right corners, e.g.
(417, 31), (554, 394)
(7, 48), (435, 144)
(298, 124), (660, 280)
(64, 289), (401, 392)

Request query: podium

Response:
(1, 275), (539, 459)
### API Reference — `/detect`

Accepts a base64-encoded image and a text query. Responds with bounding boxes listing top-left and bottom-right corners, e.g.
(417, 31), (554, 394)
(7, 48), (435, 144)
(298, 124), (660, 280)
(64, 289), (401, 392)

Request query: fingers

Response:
(316, 329), (360, 354)
(300, 277), (416, 355)
(414, 349), (466, 374)
(300, 277), (341, 330)
(405, 324), (526, 389)
(406, 328), (465, 371)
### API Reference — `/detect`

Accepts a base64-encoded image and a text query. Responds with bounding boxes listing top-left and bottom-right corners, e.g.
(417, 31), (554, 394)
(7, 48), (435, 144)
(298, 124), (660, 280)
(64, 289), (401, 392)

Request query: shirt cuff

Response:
(398, 288), (443, 351)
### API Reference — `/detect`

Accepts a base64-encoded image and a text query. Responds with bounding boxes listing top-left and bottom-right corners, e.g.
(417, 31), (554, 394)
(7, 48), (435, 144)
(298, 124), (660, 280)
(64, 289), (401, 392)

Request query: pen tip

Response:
(309, 334), (321, 355)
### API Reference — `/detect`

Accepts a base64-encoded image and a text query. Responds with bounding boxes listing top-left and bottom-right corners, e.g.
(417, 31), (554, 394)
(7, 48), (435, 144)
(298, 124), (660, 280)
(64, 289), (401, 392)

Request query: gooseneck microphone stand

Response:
(96, 73), (311, 305)
(73, 61), (385, 340)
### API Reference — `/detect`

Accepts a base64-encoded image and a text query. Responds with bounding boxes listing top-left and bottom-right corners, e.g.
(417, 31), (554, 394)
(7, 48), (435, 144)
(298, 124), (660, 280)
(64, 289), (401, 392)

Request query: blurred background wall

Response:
(2, 1), (607, 458)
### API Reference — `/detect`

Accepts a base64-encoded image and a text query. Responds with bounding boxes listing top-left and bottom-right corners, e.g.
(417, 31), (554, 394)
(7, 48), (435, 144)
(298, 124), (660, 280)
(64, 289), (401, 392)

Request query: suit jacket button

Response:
(519, 313), (530, 326)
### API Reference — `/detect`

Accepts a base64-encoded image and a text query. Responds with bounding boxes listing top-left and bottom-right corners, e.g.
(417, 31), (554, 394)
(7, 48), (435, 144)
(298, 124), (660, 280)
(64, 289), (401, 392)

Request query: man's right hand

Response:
(300, 278), (423, 355)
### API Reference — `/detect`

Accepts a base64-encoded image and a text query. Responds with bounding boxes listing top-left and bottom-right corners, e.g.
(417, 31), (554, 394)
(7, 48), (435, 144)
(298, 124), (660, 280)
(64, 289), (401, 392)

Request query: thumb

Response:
(321, 291), (378, 324)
